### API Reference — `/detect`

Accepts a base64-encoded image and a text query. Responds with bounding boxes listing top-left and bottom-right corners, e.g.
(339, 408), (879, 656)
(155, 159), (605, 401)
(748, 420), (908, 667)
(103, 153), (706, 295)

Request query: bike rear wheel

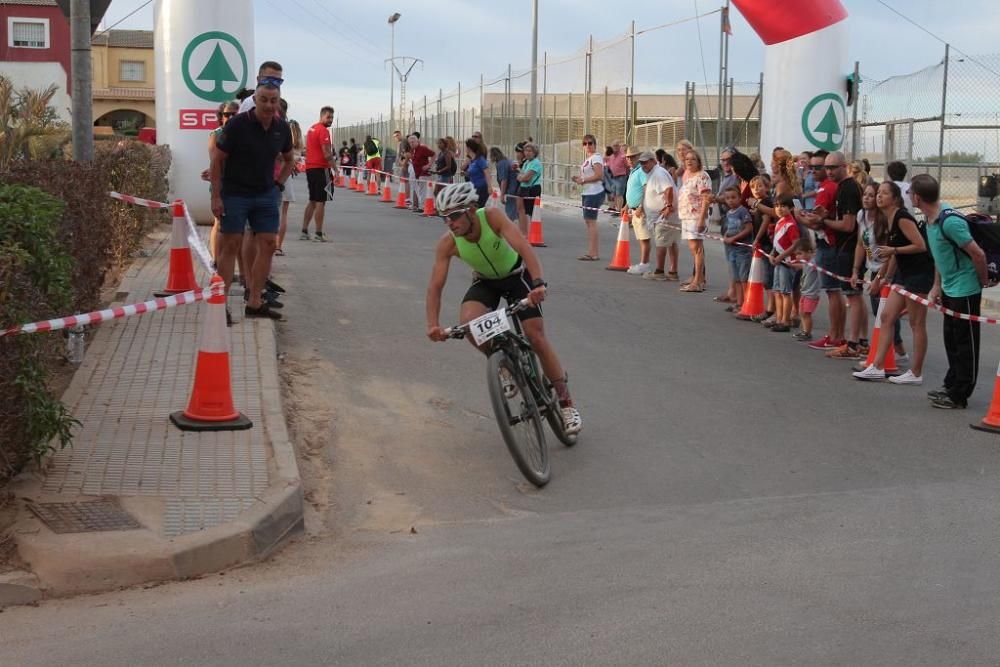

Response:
(487, 349), (550, 487)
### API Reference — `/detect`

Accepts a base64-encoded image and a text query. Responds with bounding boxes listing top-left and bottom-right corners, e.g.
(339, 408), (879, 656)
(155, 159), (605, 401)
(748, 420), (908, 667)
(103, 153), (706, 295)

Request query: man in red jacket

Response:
(408, 133), (435, 212)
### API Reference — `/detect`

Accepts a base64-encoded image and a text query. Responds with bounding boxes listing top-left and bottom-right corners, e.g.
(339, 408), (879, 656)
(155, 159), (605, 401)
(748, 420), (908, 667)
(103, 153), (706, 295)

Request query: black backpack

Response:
(364, 138), (379, 156)
(940, 208), (1000, 285)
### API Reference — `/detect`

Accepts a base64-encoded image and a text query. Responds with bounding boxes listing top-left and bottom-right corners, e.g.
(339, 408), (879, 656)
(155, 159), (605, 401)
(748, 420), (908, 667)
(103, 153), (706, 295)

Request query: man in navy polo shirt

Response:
(210, 81), (294, 320)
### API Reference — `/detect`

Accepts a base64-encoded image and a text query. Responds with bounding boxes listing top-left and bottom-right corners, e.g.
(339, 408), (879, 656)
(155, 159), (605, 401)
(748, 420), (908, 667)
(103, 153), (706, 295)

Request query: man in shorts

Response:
(639, 151), (680, 281)
(211, 81), (293, 320)
(425, 182), (582, 434)
(302, 106), (335, 242)
(802, 151), (862, 353)
(623, 147), (650, 275)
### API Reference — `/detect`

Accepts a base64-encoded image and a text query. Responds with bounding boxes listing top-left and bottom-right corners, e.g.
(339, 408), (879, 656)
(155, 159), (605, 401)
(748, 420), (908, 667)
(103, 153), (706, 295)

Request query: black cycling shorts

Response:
(462, 267), (542, 321)
(306, 168), (332, 203)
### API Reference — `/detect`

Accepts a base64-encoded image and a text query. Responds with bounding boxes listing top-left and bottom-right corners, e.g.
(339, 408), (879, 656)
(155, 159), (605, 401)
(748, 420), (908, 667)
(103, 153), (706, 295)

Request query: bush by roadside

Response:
(0, 141), (171, 482)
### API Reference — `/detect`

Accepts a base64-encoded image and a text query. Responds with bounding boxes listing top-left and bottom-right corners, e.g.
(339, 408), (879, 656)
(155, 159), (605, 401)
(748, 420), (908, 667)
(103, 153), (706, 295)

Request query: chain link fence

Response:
(332, 10), (760, 201)
(849, 48), (1000, 213)
(335, 14), (1000, 215)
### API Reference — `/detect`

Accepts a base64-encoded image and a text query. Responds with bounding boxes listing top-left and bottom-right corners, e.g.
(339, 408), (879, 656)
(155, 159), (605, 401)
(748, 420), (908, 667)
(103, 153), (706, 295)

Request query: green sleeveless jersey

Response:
(453, 209), (520, 279)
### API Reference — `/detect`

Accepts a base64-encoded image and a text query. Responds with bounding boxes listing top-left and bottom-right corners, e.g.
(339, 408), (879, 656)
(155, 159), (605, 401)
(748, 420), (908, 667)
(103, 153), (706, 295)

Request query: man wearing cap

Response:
(623, 146), (651, 275)
(639, 151), (680, 281)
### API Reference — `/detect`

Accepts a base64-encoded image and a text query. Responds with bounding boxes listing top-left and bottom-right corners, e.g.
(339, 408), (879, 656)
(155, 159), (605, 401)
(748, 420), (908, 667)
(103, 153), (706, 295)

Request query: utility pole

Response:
(529, 0), (539, 141)
(387, 57), (422, 130)
(70, 0), (93, 162)
(388, 12), (401, 134)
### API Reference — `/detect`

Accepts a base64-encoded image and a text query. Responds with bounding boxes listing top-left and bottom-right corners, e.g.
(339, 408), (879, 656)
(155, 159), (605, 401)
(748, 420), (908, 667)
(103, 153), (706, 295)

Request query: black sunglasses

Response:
(222, 112), (236, 118)
(582, 140), (594, 145)
(825, 163), (844, 169)
(257, 75), (284, 88)
(440, 210), (467, 222)
(810, 164), (826, 170)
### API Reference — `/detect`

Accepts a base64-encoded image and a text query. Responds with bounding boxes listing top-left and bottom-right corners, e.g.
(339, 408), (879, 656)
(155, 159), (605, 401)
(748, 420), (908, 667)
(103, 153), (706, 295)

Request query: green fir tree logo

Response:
(801, 93), (846, 151)
(181, 31), (248, 103)
(196, 43), (238, 96)
(813, 103), (842, 145)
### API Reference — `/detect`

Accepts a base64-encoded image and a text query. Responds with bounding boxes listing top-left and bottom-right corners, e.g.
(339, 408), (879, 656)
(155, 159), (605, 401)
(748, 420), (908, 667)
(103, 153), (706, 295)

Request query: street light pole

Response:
(388, 12), (401, 135)
(529, 0), (539, 141)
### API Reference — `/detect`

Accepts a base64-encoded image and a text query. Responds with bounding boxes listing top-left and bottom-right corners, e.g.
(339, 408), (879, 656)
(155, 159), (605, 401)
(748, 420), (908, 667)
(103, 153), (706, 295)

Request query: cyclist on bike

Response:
(426, 182), (582, 435)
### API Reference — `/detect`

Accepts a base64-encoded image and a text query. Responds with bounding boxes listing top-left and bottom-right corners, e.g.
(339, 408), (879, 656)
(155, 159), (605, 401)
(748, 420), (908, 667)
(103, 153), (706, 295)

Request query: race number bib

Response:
(469, 309), (510, 346)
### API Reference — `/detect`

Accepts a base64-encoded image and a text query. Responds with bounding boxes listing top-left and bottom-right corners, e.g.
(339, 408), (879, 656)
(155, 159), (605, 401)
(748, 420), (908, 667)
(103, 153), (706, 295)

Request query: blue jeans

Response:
(726, 248), (751, 282)
(221, 187), (281, 234)
(504, 195), (519, 221)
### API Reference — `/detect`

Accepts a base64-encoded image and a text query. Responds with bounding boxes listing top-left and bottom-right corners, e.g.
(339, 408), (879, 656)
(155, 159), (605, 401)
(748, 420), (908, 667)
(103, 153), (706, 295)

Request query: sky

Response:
(101, 0), (1000, 127)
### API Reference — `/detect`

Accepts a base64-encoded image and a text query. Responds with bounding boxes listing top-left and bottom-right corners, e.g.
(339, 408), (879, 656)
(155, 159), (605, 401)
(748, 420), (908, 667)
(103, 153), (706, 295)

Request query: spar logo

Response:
(181, 31), (249, 103)
(801, 93), (847, 152)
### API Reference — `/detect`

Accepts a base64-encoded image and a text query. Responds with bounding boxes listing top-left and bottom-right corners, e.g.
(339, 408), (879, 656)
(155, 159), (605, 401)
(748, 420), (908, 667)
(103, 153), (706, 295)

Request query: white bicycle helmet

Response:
(435, 181), (479, 214)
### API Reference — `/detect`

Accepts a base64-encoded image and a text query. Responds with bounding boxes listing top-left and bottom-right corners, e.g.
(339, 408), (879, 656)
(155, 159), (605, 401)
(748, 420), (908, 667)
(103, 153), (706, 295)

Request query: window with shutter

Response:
(10, 20), (48, 48)
(119, 61), (146, 82)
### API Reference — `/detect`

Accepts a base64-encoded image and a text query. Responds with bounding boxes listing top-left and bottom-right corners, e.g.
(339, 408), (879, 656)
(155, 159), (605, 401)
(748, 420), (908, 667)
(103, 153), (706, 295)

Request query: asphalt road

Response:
(6, 180), (1000, 665)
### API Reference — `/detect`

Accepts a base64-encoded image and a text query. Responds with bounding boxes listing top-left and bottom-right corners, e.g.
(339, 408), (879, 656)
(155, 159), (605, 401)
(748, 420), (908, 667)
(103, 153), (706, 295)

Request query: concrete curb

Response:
(8, 248), (302, 603)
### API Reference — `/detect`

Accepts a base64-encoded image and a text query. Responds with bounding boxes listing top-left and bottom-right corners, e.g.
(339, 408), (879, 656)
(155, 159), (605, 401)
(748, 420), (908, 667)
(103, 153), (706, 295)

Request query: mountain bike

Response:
(446, 298), (577, 487)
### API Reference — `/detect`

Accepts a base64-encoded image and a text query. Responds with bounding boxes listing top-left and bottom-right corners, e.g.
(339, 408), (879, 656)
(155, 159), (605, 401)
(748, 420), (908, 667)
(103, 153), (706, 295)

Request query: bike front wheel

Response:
(487, 350), (550, 487)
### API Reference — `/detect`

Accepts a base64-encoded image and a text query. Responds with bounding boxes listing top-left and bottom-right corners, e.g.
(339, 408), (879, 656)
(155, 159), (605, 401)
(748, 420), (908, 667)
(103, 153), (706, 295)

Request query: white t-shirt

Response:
(895, 180), (914, 212)
(238, 96), (255, 114)
(580, 153), (605, 196)
(643, 165), (676, 221)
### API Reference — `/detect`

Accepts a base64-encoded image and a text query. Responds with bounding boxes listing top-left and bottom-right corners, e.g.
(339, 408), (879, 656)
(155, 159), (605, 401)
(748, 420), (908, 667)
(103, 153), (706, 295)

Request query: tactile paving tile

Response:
(163, 497), (257, 537)
(28, 499), (143, 534)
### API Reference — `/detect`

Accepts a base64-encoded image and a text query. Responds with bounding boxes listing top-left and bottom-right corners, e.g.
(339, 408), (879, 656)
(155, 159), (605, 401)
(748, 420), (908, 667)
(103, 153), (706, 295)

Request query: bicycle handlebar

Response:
(443, 298), (533, 339)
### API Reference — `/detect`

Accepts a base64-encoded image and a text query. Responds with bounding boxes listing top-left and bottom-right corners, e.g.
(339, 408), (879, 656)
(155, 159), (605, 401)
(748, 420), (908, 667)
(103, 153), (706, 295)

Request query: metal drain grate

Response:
(28, 499), (143, 534)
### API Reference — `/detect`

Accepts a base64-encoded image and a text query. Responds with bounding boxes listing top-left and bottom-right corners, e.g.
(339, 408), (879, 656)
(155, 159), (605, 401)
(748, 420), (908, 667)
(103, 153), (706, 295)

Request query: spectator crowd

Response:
(203, 58), (993, 413)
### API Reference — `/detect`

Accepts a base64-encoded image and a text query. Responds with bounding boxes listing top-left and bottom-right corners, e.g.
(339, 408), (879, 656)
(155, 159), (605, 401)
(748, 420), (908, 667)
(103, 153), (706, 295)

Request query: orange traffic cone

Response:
(422, 182), (437, 217)
(154, 200), (199, 298)
(348, 172), (357, 190)
(971, 359), (1000, 433)
(367, 171), (379, 196)
(335, 171), (345, 188)
(380, 177), (393, 202)
(170, 275), (252, 432)
(394, 178), (409, 208)
(606, 209), (632, 271)
(353, 170), (365, 191)
(527, 197), (546, 247)
(857, 283), (899, 373)
(737, 248), (767, 318)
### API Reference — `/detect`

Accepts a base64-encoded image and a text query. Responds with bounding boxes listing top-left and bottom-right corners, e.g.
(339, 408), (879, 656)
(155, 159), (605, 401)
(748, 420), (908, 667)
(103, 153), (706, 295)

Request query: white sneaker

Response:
(626, 262), (651, 275)
(895, 353), (910, 363)
(561, 406), (582, 435)
(888, 369), (923, 385)
(852, 364), (886, 381)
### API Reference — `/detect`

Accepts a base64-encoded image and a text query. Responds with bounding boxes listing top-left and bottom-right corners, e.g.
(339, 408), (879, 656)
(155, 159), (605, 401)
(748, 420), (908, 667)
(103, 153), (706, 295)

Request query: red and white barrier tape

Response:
(109, 191), (170, 209)
(0, 282), (225, 338)
(110, 191), (214, 274)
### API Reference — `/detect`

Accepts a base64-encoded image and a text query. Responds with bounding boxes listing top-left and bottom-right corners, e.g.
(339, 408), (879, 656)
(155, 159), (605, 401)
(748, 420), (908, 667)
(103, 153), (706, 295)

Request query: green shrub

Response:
(0, 185), (78, 474)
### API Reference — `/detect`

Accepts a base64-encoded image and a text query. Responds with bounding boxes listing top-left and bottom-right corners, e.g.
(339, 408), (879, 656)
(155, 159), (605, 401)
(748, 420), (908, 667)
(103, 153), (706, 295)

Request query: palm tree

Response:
(0, 75), (63, 171)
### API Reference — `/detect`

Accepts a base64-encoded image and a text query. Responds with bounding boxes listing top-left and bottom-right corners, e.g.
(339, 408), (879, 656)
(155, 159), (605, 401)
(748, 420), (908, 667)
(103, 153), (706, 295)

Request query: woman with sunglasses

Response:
(571, 134), (605, 261)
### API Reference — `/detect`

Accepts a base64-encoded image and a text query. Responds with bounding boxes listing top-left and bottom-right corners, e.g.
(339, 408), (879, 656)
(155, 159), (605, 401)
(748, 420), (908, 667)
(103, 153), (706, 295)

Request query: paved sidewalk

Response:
(10, 226), (302, 598)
